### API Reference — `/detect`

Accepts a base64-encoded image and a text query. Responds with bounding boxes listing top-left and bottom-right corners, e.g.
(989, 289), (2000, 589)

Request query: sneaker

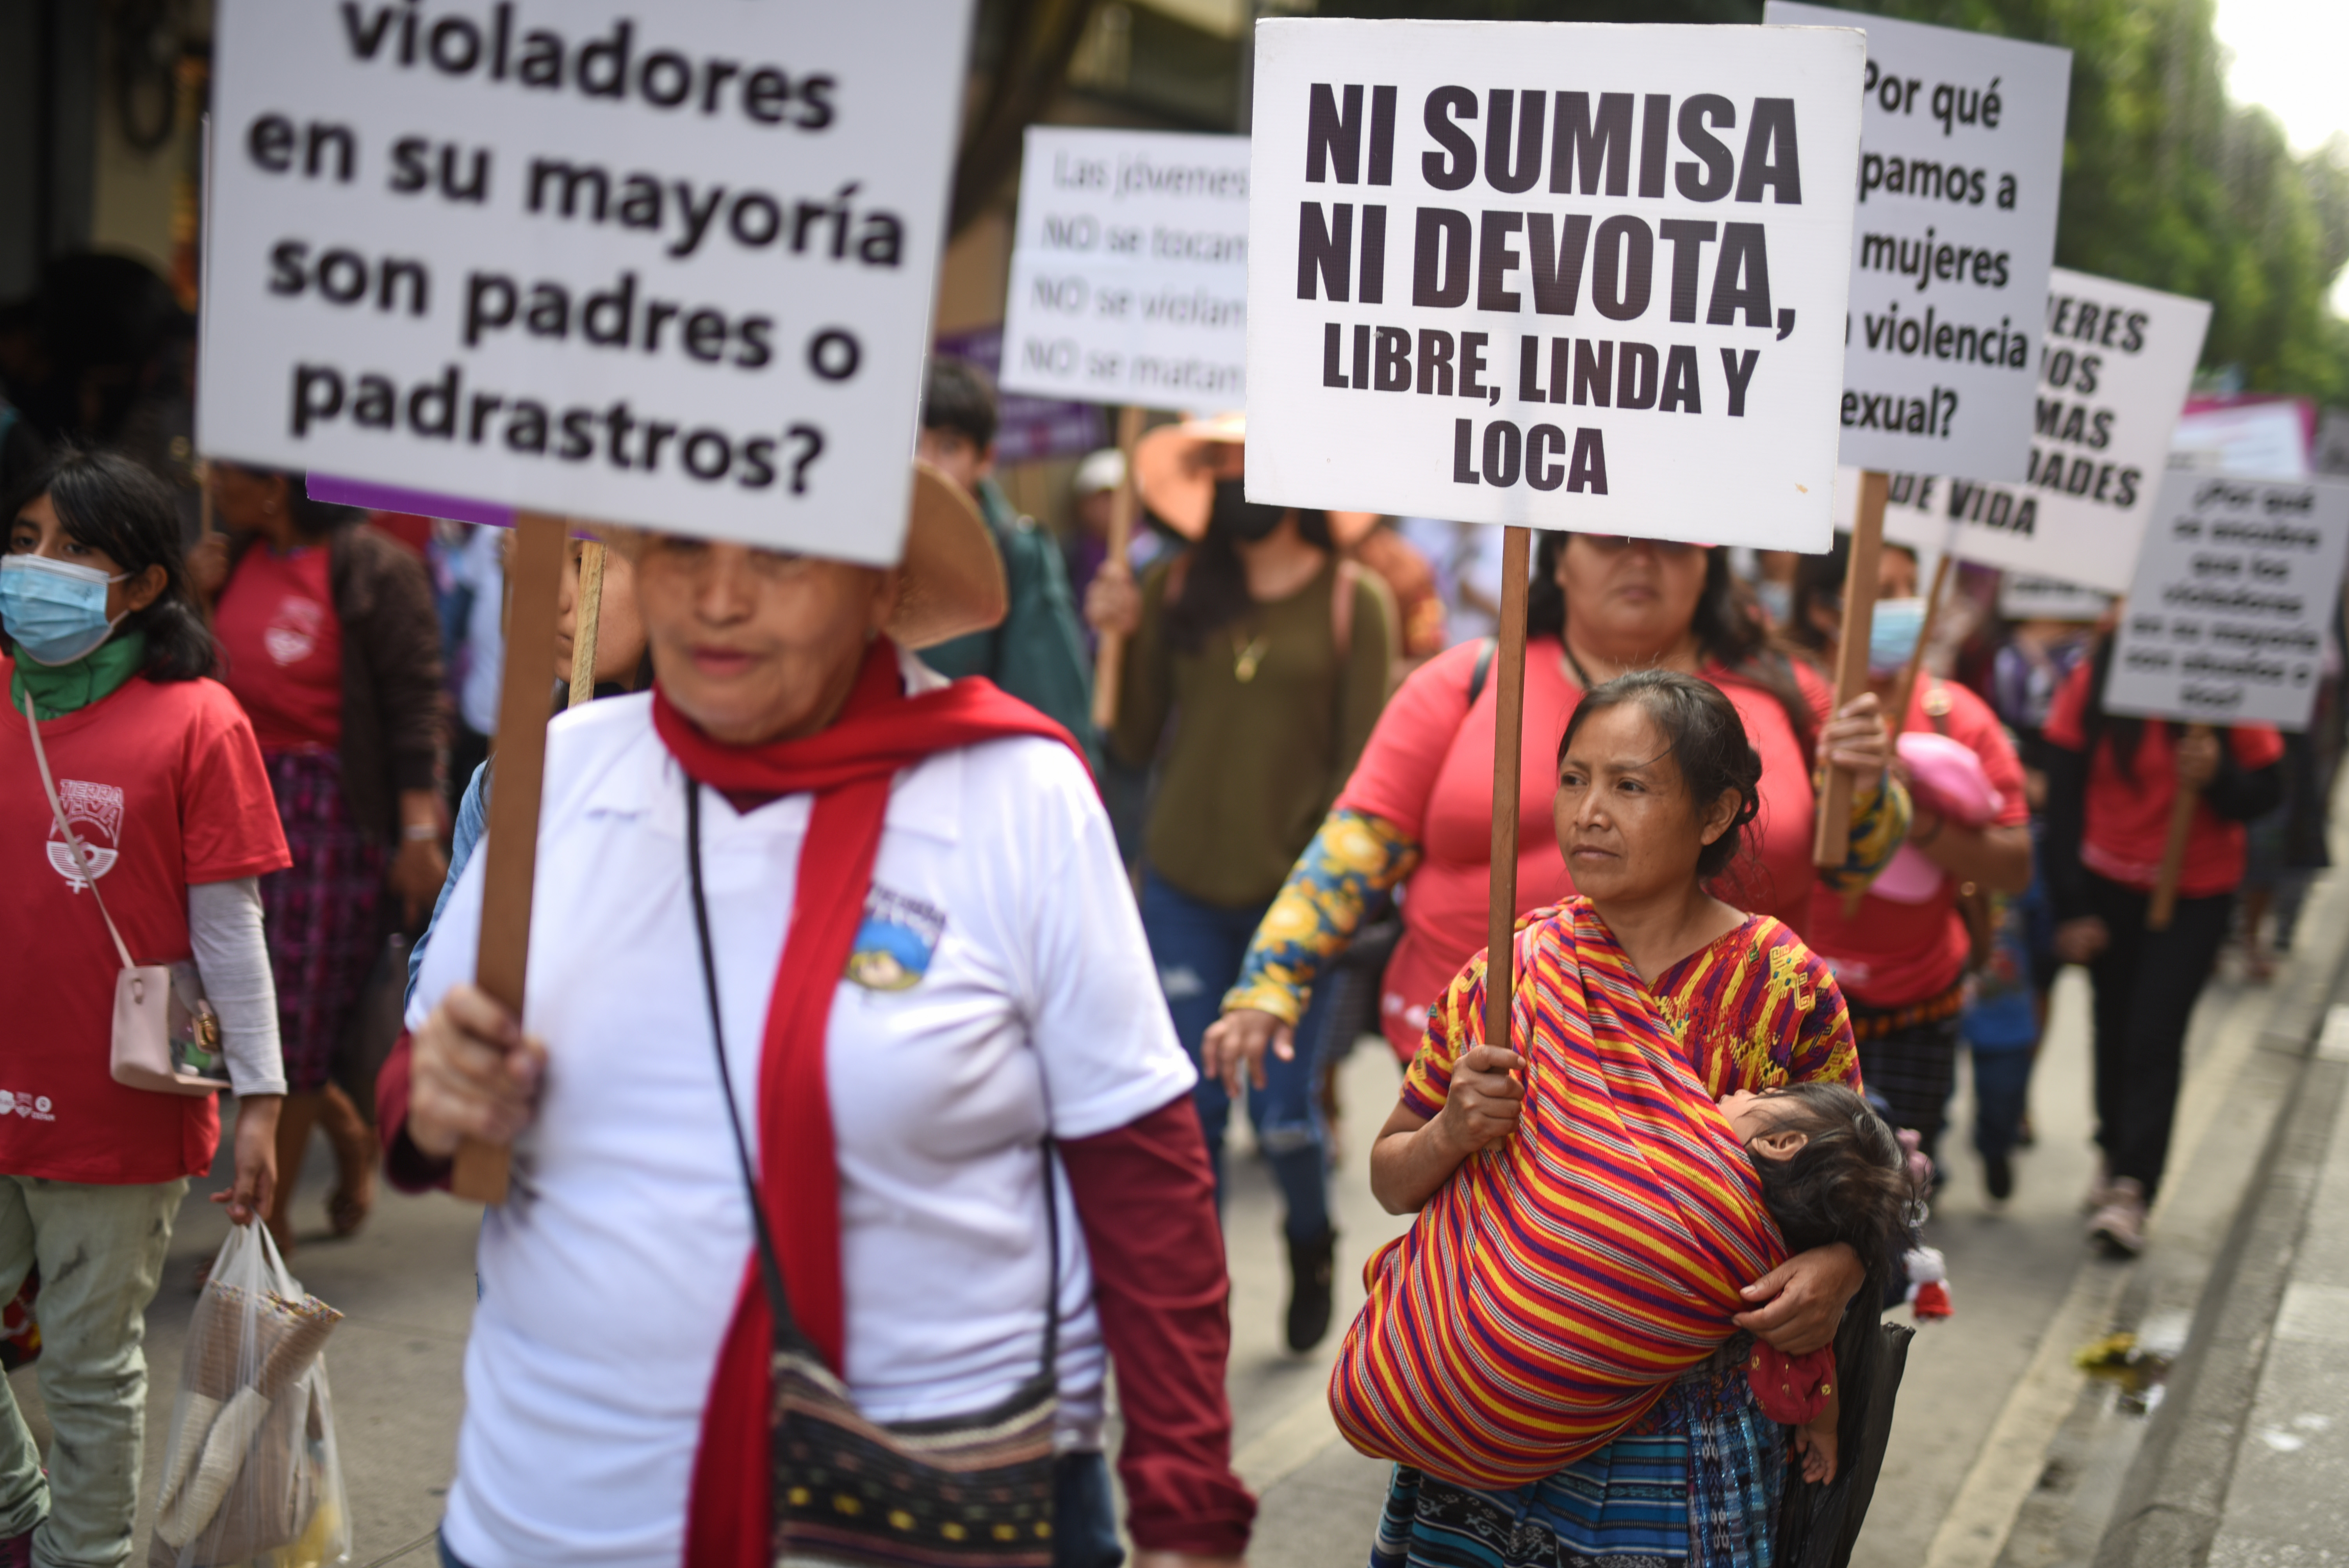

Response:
(1285, 1232), (1337, 1353)
(2089, 1178), (2149, 1258)
(1983, 1151), (2014, 1203)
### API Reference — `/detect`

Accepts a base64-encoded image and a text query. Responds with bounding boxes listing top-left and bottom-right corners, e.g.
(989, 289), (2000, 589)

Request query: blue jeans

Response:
(1969, 1043), (2036, 1164)
(436, 1452), (1123, 1568)
(1139, 868), (1333, 1244)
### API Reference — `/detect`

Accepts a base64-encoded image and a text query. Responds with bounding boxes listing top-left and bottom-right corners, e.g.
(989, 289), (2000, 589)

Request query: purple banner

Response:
(305, 474), (514, 529)
(936, 324), (1105, 466)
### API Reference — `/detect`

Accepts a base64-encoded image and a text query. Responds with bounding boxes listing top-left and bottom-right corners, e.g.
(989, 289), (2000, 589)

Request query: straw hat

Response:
(889, 461), (1008, 649)
(1132, 413), (1379, 545)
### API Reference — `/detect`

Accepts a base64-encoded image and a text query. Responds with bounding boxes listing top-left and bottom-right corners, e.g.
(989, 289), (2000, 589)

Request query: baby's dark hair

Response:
(1556, 668), (1763, 880)
(1745, 1081), (1912, 1270)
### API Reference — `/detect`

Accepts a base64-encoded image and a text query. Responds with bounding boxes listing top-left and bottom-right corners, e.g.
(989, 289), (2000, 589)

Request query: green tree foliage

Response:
(1310, 0), (2349, 398)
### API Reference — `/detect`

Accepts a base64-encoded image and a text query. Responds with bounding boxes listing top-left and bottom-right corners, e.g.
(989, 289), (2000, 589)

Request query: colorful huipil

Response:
(1331, 899), (1859, 1491)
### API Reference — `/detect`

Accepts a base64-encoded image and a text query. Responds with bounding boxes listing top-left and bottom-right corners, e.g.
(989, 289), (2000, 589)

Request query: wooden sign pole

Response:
(2146, 723), (2213, 932)
(1090, 404), (1146, 731)
(567, 540), (606, 710)
(450, 510), (568, 1204)
(1483, 526), (1533, 1055)
(1814, 471), (1889, 868)
(1888, 548), (1953, 739)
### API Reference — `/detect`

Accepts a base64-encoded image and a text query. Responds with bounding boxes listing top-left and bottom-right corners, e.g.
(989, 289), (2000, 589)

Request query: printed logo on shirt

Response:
(45, 779), (124, 889)
(845, 885), (946, 992)
(264, 595), (325, 665)
(0, 1092), (57, 1123)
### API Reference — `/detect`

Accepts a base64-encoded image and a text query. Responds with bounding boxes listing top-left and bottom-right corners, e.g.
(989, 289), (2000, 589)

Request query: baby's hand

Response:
(1793, 1419), (1838, 1485)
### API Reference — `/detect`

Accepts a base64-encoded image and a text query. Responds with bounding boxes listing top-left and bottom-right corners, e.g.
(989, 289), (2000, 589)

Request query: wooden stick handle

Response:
(451, 511), (569, 1204)
(1889, 551), (1952, 739)
(1090, 405), (1146, 733)
(568, 540), (605, 710)
(1815, 472), (1889, 868)
(2146, 726), (2212, 932)
(1483, 527), (1532, 1055)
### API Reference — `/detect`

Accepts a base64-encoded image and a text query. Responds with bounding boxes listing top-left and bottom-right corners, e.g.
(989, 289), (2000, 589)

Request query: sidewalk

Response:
(2198, 1003), (2349, 1565)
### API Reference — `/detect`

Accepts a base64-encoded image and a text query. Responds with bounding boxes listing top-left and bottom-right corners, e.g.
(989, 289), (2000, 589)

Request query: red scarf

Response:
(666, 640), (1086, 1568)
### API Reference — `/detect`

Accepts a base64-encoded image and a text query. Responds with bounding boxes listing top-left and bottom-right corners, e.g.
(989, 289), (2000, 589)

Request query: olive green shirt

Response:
(1112, 553), (1393, 908)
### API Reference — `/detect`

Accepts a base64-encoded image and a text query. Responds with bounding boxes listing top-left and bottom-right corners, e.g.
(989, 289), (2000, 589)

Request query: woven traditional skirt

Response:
(1369, 1342), (1783, 1568)
(260, 748), (385, 1095)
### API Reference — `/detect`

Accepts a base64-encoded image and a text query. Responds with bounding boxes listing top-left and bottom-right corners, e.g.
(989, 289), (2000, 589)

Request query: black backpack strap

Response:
(1465, 636), (1498, 708)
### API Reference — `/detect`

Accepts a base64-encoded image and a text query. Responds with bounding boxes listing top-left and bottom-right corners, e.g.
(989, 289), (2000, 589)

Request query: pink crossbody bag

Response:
(20, 691), (228, 1096)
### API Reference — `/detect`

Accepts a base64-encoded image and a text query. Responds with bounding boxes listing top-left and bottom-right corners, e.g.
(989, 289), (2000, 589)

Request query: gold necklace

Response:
(1231, 628), (1271, 682)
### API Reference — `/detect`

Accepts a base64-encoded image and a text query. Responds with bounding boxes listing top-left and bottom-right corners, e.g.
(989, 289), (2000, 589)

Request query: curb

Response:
(2090, 964), (2349, 1566)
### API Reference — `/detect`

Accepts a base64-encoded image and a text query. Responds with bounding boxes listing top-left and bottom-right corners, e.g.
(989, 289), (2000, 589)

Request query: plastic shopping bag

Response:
(149, 1224), (349, 1568)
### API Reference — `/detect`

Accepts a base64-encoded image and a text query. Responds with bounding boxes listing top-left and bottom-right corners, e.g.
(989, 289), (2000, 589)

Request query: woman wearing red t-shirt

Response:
(1212, 534), (1908, 1096)
(0, 448), (290, 1564)
(195, 465), (447, 1253)
(2043, 641), (2284, 1255)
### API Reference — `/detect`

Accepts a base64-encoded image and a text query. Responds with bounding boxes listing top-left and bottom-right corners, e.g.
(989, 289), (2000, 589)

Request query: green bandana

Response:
(10, 631), (148, 722)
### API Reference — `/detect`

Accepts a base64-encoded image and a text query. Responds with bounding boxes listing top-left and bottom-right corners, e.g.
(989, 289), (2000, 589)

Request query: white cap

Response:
(1074, 448), (1126, 497)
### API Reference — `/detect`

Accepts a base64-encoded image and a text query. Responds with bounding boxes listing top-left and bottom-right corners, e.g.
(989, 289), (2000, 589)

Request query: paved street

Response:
(12, 846), (2349, 1568)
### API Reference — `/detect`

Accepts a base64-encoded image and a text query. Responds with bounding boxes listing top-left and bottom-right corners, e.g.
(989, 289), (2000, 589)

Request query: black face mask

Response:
(1210, 477), (1287, 543)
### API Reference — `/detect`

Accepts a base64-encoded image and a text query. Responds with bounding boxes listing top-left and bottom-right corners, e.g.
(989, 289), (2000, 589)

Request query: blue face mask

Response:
(1, 555), (129, 667)
(1867, 597), (1927, 676)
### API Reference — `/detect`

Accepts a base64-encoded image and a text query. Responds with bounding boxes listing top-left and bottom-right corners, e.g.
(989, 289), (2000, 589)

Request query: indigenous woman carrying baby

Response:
(1333, 670), (1914, 1568)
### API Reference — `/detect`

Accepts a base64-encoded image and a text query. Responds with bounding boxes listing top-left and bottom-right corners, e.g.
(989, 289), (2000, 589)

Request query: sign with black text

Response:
(1242, 18), (1864, 550)
(1836, 270), (2210, 592)
(999, 127), (1251, 408)
(1768, 2), (2068, 482)
(199, 0), (971, 562)
(2104, 473), (2349, 731)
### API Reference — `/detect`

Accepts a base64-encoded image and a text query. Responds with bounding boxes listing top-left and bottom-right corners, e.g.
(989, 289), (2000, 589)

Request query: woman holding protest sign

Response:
(195, 463), (447, 1253)
(1341, 670), (1899, 1568)
(1208, 530), (1905, 1106)
(2044, 640), (2285, 1256)
(0, 447), (289, 1567)
(1085, 414), (1395, 1355)
(389, 467), (1254, 1568)
(1786, 535), (2034, 1187)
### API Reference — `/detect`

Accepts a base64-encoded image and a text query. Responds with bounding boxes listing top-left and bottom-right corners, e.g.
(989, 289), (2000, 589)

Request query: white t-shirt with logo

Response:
(408, 670), (1195, 1568)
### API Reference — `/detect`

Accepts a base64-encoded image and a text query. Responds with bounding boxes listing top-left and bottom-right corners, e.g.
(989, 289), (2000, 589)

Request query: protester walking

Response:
(1210, 530), (1906, 1096)
(0, 447), (290, 1567)
(2044, 638), (2286, 1256)
(196, 463), (446, 1253)
(384, 467), (1254, 1568)
(1784, 536), (2032, 1182)
(1340, 670), (1895, 1568)
(1087, 414), (1395, 1353)
(916, 357), (1097, 755)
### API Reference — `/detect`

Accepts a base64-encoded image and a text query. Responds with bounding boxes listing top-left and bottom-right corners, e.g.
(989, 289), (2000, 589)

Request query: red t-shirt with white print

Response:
(214, 543), (344, 752)
(0, 663), (289, 1184)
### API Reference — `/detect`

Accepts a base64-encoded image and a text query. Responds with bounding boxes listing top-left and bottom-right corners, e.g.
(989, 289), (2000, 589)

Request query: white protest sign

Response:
(2170, 401), (2311, 479)
(198, 0), (971, 564)
(1241, 18), (1864, 551)
(2103, 473), (2349, 731)
(999, 127), (1250, 408)
(1998, 572), (2110, 621)
(1831, 270), (2211, 592)
(1767, 3), (2067, 482)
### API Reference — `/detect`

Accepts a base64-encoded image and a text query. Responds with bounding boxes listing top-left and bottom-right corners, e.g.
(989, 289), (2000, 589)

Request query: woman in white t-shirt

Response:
(390, 468), (1253, 1568)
